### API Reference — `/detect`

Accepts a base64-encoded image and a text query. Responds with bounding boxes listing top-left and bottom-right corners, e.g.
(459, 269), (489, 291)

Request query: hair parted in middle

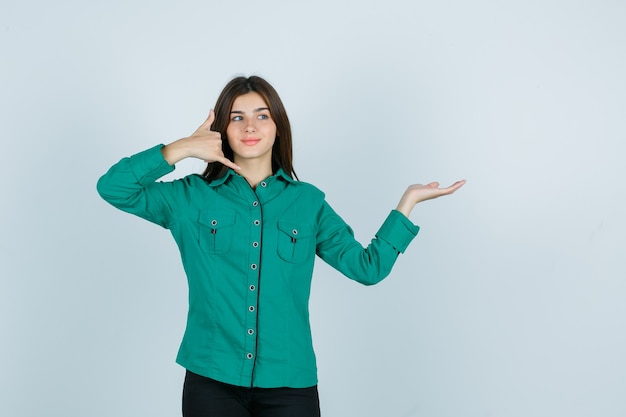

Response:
(202, 75), (297, 181)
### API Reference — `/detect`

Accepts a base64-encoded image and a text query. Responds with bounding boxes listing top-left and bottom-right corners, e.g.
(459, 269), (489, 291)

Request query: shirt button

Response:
(260, 181), (267, 187)
(211, 220), (217, 226)
(250, 264), (257, 270)
(252, 241), (259, 248)
(248, 329), (255, 335)
(292, 229), (298, 236)
(252, 201), (259, 207)
(246, 353), (254, 359)
(249, 306), (255, 312)
(253, 220), (260, 226)
(249, 285), (256, 291)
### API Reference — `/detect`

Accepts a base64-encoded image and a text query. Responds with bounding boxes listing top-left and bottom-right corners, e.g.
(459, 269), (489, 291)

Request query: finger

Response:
(200, 109), (215, 130)
(428, 182), (440, 189)
(443, 179), (466, 193)
(449, 179), (466, 188)
(217, 157), (241, 171)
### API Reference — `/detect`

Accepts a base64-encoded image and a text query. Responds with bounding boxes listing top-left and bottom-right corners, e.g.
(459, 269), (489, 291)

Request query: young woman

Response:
(97, 75), (465, 417)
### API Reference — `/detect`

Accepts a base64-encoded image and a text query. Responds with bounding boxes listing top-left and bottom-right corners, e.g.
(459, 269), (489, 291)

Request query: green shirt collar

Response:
(207, 167), (296, 187)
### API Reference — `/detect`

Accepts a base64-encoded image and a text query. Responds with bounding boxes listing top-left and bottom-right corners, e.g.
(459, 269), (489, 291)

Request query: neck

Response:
(234, 158), (273, 189)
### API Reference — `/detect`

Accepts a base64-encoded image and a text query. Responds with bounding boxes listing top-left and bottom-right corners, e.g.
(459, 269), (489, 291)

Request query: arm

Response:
(96, 145), (177, 227)
(316, 202), (419, 286)
(96, 110), (240, 226)
(316, 180), (466, 285)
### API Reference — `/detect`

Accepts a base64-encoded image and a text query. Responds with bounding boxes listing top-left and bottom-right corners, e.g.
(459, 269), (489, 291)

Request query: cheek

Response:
(267, 123), (278, 138)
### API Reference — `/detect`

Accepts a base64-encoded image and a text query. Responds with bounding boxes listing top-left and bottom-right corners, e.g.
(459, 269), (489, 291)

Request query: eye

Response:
(231, 115), (243, 121)
(258, 114), (270, 120)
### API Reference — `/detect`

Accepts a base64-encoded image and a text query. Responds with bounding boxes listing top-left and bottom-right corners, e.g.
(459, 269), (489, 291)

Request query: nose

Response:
(244, 119), (256, 132)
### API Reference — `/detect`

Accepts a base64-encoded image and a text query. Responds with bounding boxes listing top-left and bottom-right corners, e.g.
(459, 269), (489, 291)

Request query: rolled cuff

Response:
(375, 210), (420, 253)
(130, 144), (175, 185)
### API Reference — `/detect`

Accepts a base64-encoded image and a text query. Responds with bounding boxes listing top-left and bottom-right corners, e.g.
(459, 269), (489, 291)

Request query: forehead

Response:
(231, 92), (268, 111)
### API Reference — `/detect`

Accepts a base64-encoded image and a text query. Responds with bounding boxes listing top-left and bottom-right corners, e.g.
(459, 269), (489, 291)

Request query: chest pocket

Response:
(277, 220), (316, 263)
(198, 211), (236, 254)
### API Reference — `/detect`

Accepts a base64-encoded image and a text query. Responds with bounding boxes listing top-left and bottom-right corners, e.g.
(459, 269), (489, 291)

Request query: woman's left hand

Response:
(396, 180), (466, 218)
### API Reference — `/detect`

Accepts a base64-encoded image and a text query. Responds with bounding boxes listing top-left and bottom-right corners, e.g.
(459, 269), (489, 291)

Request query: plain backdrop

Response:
(2, 0), (625, 416)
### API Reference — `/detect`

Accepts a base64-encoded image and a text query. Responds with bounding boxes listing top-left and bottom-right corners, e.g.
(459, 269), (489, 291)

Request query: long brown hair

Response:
(202, 76), (297, 181)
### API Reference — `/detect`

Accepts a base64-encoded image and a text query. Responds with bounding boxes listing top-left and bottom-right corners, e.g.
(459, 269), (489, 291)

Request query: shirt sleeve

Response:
(315, 201), (420, 285)
(96, 145), (177, 228)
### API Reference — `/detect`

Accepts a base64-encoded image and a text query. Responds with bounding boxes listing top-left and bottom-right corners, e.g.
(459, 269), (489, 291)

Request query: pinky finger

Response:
(218, 158), (242, 171)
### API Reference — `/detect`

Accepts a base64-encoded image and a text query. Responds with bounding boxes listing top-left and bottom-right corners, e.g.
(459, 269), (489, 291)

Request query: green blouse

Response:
(97, 145), (419, 388)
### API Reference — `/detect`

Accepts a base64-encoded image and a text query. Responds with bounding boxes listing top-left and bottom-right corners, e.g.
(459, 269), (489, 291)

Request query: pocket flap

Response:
(277, 220), (315, 238)
(198, 211), (236, 229)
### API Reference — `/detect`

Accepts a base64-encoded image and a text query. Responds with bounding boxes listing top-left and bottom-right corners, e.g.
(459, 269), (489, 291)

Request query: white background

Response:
(2, 0), (625, 416)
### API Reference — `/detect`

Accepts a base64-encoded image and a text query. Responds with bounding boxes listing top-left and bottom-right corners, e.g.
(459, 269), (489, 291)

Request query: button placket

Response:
(244, 195), (262, 373)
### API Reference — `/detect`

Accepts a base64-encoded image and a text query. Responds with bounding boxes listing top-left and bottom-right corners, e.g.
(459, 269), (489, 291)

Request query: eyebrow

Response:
(230, 107), (270, 114)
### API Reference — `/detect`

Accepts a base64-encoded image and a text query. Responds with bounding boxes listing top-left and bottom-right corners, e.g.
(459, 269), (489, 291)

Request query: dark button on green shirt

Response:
(97, 145), (420, 388)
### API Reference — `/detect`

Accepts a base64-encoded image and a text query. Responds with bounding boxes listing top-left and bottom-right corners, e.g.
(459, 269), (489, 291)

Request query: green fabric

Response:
(97, 144), (420, 388)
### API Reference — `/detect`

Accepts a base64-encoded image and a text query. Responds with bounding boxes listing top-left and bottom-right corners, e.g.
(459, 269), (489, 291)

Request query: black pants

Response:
(182, 370), (321, 417)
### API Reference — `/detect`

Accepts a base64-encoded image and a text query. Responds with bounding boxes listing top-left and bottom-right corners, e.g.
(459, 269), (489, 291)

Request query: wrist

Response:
(161, 139), (190, 165)
(395, 198), (414, 218)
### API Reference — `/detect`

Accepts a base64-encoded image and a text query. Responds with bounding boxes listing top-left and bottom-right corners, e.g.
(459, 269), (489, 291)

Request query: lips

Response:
(241, 138), (261, 146)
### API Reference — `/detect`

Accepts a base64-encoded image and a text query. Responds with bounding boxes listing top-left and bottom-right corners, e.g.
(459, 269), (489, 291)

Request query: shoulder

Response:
(184, 174), (210, 186)
(288, 179), (326, 199)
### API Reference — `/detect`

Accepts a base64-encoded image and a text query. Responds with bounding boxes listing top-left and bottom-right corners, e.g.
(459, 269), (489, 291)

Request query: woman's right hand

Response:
(161, 109), (241, 170)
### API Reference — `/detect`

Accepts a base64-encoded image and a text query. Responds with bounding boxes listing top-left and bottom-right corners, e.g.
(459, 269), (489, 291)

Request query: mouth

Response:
(241, 138), (261, 146)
